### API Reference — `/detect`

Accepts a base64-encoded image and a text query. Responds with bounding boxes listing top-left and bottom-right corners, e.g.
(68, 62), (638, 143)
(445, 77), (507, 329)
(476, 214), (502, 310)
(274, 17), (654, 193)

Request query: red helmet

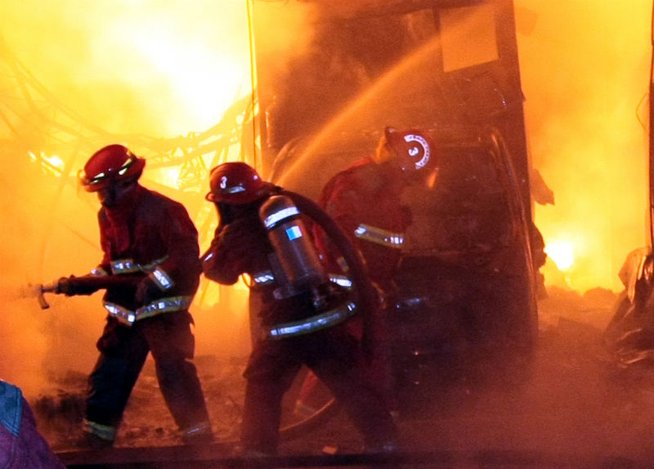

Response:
(206, 162), (272, 204)
(80, 144), (145, 192)
(384, 127), (436, 172)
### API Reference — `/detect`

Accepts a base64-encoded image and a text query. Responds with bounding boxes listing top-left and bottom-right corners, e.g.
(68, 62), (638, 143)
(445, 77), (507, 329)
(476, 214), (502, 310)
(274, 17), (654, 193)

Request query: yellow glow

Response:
(2, 0), (649, 299)
(146, 167), (182, 190)
(545, 239), (575, 272)
(43, 154), (64, 170)
(520, 0), (651, 292)
(27, 151), (65, 176)
(124, 31), (248, 131)
(2, 1), (255, 137)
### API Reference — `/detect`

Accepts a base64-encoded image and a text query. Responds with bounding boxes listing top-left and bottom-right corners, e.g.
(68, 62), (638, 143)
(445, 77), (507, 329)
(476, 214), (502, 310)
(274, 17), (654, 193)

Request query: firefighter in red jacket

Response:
(201, 162), (398, 456)
(65, 144), (212, 447)
(317, 127), (436, 301)
(306, 127), (437, 412)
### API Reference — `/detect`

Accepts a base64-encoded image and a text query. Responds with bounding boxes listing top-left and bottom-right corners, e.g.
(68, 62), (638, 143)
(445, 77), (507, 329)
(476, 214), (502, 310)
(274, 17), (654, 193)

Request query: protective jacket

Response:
(202, 194), (371, 335)
(315, 157), (410, 411)
(317, 156), (411, 291)
(94, 185), (201, 325)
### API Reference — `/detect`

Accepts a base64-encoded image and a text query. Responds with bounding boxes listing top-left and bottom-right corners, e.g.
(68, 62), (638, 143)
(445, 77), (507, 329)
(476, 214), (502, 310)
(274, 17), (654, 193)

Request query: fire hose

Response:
(35, 274), (142, 309)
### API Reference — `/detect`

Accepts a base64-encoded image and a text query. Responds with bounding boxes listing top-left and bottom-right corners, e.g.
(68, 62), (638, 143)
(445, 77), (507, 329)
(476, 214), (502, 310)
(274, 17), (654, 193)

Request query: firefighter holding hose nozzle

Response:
(201, 162), (398, 456)
(50, 144), (213, 448)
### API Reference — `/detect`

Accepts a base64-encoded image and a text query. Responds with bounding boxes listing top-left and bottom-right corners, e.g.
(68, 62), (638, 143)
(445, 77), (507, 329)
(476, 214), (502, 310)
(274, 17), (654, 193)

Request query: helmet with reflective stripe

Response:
(384, 127), (436, 172)
(80, 144), (145, 192)
(206, 162), (272, 204)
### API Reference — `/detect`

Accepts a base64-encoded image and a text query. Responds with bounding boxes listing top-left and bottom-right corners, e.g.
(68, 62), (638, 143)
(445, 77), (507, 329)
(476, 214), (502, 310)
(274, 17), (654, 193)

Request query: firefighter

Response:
(0, 380), (65, 468)
(66, 144), (212, 447)
(201, 162), (398, 456)
(316, 127), (432, 294)
(307, 127), (436, 413)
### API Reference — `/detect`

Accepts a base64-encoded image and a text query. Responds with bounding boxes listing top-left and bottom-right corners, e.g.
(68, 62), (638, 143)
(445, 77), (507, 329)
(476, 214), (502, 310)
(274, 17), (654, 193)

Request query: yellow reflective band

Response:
(90, 267), (109, 276)
(354, 224), (404, 249)
(83, 419), (116, 441)
(103, 296), (193, 326)
(110, 259), (140, 274)
(267, 302), (356, 339)
(103, 303), (137, 325)
(136, 296), (193, 321)
(110, 256), (170, 275)
(150, 267), (173, 290)
(252, 270), (276, 285)
(182, 421), (212, 438)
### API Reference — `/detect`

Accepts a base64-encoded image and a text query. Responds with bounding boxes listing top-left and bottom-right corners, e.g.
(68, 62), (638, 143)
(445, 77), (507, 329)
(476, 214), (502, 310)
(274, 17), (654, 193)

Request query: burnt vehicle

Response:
(247, 0), (540, 424)
(603, 247), (654, 367)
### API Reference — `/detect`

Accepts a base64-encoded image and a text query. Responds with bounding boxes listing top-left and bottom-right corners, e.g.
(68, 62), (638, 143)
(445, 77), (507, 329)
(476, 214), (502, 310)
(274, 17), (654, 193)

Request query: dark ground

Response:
(33, 287), (654, 468)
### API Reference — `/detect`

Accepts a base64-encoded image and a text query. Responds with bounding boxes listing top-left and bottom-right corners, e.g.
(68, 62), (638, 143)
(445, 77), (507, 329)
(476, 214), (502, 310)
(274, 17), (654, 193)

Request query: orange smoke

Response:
(0, 0), (252, 394)
(0, 0), (253, 136)
(516, 0), (651, 292)
(0, 0), (317, 393)
(0, 0), (652, 396)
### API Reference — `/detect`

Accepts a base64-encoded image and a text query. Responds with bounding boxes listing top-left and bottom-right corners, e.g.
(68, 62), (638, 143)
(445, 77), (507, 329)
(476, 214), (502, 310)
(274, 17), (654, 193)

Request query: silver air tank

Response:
(259, 194), (328, 290)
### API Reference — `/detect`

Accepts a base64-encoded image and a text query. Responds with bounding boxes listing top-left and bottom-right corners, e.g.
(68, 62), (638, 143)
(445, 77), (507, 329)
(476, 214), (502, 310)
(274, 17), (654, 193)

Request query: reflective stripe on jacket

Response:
(103, 295), (194, 326)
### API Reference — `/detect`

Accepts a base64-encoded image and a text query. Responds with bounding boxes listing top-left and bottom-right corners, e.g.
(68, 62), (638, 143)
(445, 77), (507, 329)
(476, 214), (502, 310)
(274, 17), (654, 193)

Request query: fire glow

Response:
(1, 0), (652, 300)
(544, 239), (575, 272)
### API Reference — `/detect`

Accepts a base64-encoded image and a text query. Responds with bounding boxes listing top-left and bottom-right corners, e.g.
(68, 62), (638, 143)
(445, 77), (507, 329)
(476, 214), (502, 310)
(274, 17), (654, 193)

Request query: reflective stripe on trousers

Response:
(83, 419), (116, 442)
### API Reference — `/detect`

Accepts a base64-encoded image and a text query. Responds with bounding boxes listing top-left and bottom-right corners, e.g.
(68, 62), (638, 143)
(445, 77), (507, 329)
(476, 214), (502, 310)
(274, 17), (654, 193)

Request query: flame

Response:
(544, 239), (575, 272)
(518, 0), (651, 292)
(146, 167), (183, 190)
(100, 14), (252, 134)
(1, 1), (255, 137)
(2, 0), (654, 394)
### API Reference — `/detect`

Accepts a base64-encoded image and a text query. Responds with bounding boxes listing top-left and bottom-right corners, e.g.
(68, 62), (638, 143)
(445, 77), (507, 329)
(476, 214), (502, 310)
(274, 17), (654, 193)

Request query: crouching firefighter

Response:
(56, 144), (212, 448)
(201, 162), (399, 456)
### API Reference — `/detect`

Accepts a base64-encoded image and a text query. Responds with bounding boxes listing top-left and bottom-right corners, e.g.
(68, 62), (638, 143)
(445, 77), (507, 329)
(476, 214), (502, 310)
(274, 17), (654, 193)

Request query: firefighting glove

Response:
(219, 218), (258, 245)
(219, 218), (268, 261)
(55, 275), (99, 296)
(135, 277), (162, 305)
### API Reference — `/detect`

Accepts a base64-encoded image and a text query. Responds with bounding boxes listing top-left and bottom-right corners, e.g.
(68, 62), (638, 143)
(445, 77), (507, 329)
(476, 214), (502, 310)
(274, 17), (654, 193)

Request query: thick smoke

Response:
(0, 0), (318, 396)
(0, 1), (651, 441)
(516, 0), (651, 292)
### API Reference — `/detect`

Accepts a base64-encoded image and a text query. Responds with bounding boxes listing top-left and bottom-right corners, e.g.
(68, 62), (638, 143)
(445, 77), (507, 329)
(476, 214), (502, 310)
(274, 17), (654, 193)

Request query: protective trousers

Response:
(86, 312), (210, 440)
(240, 326), (397, 454)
